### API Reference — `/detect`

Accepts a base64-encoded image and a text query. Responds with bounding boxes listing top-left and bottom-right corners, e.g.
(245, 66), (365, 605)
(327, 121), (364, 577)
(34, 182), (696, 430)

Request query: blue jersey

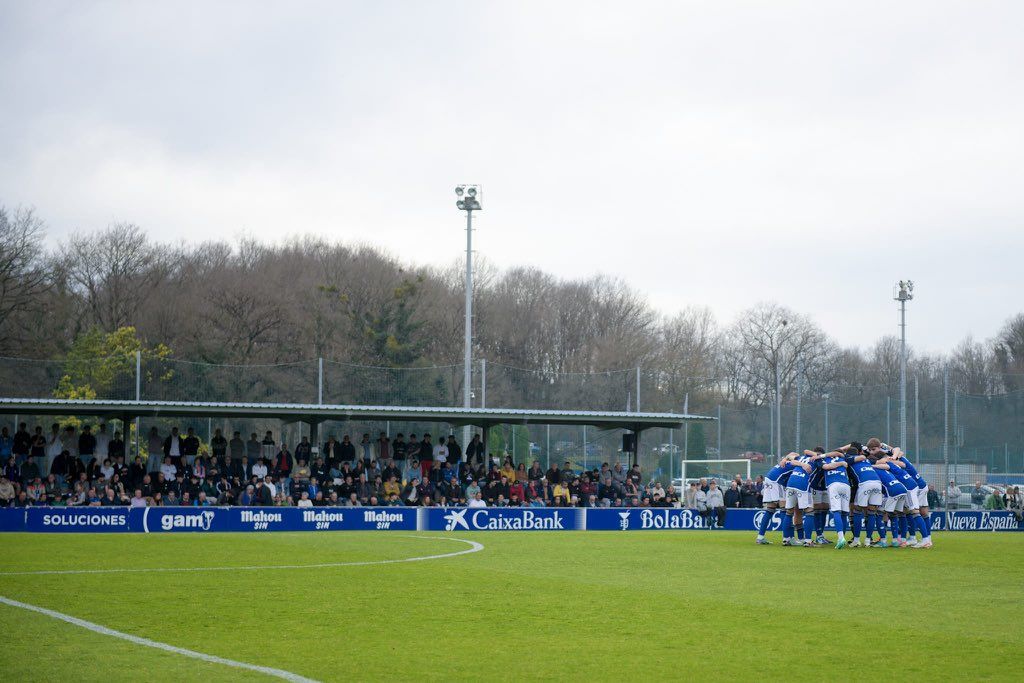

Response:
(846, 456), (881, 483)
(765, 462), (793, 486)
(785, 457), (813, 492)
(893, 464), (918, 491)
(875, 464), (909, 496)
(809, 460), (826, 491)
(822, 456), (850, 486)
(898, 456), (928, 489)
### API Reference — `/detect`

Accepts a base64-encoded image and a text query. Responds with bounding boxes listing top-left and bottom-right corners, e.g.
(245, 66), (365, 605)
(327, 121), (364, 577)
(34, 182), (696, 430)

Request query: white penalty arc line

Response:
(0, 536), (484, 683)
(0, 535), (484, 576)
(0, 594), (319, 683)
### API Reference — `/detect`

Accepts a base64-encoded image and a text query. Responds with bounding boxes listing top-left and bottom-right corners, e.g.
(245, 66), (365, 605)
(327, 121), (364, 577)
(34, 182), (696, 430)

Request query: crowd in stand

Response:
(0, 422), (685, 510)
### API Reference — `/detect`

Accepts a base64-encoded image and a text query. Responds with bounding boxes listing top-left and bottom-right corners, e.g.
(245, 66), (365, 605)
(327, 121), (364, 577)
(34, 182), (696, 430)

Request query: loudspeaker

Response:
(622, 433), (636, 453)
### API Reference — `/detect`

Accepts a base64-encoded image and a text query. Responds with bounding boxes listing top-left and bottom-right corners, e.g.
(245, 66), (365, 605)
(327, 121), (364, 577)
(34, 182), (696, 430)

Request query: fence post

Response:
(914, 375), (919, 457)
(635, 367), (641, 412)
(716, 405), (722, 457)
(795, 357), (802, 453)
(481, 358), (487, 409)
(943, 366), (949, 488)
(318, 358), (324, 405)
(135, 350), (142, 460)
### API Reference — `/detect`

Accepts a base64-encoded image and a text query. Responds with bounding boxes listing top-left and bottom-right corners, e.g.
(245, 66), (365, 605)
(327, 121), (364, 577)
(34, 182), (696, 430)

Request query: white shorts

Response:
(883, 493), (905, 513)
(762, 479), (784, 504)
(827, 483), (851, 513)
(902, 488), (920, 511)
(811, 489), (828, 506)
(854, 481), (884, 508)
(916, 487), (929, 508)
(785, 487), (813, 510)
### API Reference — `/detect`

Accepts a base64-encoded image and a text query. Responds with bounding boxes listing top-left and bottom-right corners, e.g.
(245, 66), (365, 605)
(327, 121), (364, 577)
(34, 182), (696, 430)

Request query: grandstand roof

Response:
(0, 398), (712, 430)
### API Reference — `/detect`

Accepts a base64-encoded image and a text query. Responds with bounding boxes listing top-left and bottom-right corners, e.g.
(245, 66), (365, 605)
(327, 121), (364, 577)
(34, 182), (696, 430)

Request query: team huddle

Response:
(755, 438), (933, 549)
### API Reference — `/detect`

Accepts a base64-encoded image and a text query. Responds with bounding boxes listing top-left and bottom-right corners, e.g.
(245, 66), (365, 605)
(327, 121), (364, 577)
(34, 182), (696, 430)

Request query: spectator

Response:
(467, 491), (487, 508)
(706, 481), (726, 528)
(109, 430), (125, 462)
(946, 480), (960, 510)
(0, 428), (11, 462)
(130, 489), (147, 507)
(45, 424), (63, 474)
(210, 428), (228, 463)
(296, 491), (313, 508)
(251, 458), (268, 481)
(146, 427), (163, 472)
(94, 423), (110, 461)
(971, 482), (985, 509)
(741, 478), (758, 508)
(984, 489), (1005, 510)
(260, 431), (276, 462)
(0, 475), (14, 505)
(13, 422), (31, 463)
(160, 457), (177, 482)
(61, 426), (79, 461)
(419, 434), (434, 479)
(1007, 487), (1023, 524)
(163, 427), (184, 467)
(552, 480), (571, 507)
(273, 443), (293, 495)
(30, 426), (46, 462)
(445, 435), (461, 469)
(724, 481), (742, 508)
(391, 433), (407, 463)
(684, 482), (698, 509)
(357, 433), (375, 467)
(246, 433), (262, 461)
(294, 436), (312, 465)
(694, 485), (709, 525)
(927, 484), (941, 509)
(229, 431), (245, 461)
(78, 425), (97, 463)
(545, 462), (562, 485)
(465, 434), (485, 468)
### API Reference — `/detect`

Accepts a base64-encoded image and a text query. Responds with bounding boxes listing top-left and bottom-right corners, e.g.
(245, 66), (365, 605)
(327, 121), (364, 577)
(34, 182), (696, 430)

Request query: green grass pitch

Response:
(1, 531), (1022, 682)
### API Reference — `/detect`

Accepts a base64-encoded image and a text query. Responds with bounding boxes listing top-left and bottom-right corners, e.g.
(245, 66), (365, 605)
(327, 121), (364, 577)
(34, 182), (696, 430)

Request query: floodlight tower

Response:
(895, 280), (914, 450)
(456, 185), (481, 446)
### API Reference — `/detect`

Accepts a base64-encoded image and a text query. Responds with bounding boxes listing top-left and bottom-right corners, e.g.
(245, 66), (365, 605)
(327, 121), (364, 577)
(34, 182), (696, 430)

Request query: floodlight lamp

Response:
(456, 200), (466, 210)
(466, 187), (477, 198)
(455, 186), (464, 197)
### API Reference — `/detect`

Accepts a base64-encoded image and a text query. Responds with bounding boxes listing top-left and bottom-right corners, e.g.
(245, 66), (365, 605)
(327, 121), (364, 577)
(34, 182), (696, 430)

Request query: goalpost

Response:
(679, 459), (752, 485)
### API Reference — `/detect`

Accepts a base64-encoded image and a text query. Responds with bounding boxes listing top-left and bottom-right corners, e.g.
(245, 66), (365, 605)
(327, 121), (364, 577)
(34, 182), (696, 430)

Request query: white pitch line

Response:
(0, 535), (484, 576)
(0, 594), (319, 682)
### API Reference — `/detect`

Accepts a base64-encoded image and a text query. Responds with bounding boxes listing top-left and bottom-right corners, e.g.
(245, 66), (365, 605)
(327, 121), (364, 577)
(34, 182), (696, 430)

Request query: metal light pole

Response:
(775, 319), (787, 459)
(456, 185), (481, 448)
(895, 280), (914, 447)
(823, 393), (830, 451)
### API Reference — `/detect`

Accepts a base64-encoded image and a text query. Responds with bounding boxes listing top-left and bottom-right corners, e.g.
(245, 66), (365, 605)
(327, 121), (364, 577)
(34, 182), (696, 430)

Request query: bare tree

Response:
(0, 206), (53, 353)
(60, 222), (165, 332)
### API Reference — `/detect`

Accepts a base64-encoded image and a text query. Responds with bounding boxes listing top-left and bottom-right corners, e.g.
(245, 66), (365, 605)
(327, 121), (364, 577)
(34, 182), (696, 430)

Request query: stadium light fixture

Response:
(456, 185), (482, 448)
(895, 280), (914, 450)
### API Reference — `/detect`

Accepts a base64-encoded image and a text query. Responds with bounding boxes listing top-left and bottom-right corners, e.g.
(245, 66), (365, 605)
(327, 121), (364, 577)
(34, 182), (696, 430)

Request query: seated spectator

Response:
(130, 489), (147, 507)
(985, 489), (1005, 510)
(552, 480), (571, 507)
(0, 475), (14, 505)
(296, 491), (313, 508)
(724, 481), (741, 509)
(292, 459), (312, 487)
(384, 476), (401, 499)
(160, 457), (177, 482)
(467, 491), (487, 508)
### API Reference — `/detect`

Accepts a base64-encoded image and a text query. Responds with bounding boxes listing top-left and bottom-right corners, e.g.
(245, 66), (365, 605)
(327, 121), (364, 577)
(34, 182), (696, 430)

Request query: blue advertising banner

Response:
(0, 508), (26, 532)
(27, 507), (131, 532)
(423, 506), (583, 531)
(587, 507), (713, 530)
(1, 506), (1021, 532)
(135, 506), (417, 532)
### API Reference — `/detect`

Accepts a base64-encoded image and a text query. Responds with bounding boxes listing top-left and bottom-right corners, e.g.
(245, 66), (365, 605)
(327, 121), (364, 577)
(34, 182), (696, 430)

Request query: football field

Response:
(1, 531), (1022, 682)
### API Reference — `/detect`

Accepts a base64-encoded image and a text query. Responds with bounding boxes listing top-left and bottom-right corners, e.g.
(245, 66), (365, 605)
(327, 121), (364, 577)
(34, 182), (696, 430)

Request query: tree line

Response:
(2, 205), (1023, 435)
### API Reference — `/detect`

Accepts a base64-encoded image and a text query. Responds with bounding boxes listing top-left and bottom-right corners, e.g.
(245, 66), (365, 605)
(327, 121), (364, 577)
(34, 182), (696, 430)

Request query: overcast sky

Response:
(2, 1), (1021, 354)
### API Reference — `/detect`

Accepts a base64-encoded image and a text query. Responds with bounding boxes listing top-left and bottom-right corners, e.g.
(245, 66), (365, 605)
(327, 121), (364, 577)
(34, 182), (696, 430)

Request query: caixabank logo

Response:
(441, 508), (568, 531)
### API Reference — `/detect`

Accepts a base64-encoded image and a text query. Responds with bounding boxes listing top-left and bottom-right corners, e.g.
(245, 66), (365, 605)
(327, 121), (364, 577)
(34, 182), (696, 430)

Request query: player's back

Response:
(786, 457), (812, 491)
(823, 457), (849, 486)
(846, 456), (880, 483)
(875, 464), (908, 495)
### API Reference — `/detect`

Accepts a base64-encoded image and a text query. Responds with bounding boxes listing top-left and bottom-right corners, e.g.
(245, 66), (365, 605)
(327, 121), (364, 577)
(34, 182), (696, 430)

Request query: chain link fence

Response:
(1, 355), (1022, 481)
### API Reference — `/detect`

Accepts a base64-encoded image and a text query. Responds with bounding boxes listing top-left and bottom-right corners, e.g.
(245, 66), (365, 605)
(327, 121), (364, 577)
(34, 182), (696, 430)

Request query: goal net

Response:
(677, 459), (751, 492)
